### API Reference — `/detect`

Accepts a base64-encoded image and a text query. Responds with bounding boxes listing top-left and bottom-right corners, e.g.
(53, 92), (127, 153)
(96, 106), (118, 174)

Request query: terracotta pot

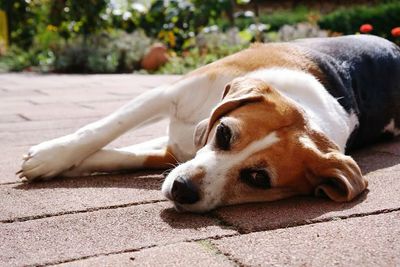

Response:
(141, 43), (169, 71)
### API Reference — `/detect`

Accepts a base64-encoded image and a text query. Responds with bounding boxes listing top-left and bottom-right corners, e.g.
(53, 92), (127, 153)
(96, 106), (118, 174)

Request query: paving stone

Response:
(0, 73), (178, 92)
(0, 147), (27, 184)
(57, 242), (234, 267)
(1, 127), (86, 147)
(213, 211), (400, 267)
(2, 119), (167, 147)
(0, 202), (236, 266)
(0, 114), (26, 123)
(0, 101), (37, 115)
(107, 120), (169, 148)
(0, 74), (102, 91)
(0, 89), (46, 99)
(0, 118), (98, 132)
(0, 172), (165, 222)
(213, 155), (400, 233)
(352, 150), (400, 174)
(28, 92), (130, 105)
(370, 137), (400, 156)
(16, 102), (100, 121)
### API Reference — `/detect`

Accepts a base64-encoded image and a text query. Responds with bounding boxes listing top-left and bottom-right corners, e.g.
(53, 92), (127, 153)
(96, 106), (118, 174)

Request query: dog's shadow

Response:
(14, 170), (165, 191)
(13, 138), (399, 232)
(198, 191), (370, 233)
(161, 139), (399, 231)
(351, 138), (400, 175)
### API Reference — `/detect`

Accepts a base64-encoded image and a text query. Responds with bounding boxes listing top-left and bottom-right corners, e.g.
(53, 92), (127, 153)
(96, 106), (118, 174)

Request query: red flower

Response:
(360, 24), (373, 33)
(391, 27), (400, 37)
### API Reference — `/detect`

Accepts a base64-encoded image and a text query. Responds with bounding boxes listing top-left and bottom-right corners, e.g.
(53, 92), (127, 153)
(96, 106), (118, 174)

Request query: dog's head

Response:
(162, 77), (368, 212)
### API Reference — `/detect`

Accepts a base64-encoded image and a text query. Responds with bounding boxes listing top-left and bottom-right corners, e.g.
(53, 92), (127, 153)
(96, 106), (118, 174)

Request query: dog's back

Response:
(295, 35), (400, 149)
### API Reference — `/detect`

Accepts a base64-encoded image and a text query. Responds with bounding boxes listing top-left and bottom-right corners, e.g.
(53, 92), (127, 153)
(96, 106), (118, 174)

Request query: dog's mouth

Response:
(172, 202), (187, 213)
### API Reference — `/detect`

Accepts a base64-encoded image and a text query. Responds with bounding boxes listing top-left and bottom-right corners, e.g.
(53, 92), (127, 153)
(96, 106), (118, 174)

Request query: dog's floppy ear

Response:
(301, 135), (368, 202)
(193, 78), (267, 148)
(221, 77), (269, 100)
(194, 118), (209, 149)
(221, 83), (232, 99)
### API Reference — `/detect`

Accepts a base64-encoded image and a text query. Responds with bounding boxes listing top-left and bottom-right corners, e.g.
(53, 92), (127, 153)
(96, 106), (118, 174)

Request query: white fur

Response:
(63, 137), (169, 177)
(20, 86), (172, 179)
(162, 132), (279, 212)
(246, 68), (358, 152)
(383, 119), (400, 136)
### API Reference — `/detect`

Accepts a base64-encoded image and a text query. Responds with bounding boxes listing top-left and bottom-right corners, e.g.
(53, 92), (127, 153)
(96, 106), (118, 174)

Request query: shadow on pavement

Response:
(13, 170), (164, 191)
(159, 207), (225, 230)
(351, 142), (400, 174)
(211, 190), (369, 233)
(159, 190), (369, 232)
(12, 140), (399, 233)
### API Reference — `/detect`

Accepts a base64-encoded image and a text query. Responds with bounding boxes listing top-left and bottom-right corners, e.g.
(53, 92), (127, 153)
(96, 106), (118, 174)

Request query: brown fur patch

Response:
(142, 147), (178, 169)
(187, 42), (326, 84)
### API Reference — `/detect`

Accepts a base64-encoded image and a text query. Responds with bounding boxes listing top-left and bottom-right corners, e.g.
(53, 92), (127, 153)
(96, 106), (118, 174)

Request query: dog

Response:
(18, 35), (400, 212)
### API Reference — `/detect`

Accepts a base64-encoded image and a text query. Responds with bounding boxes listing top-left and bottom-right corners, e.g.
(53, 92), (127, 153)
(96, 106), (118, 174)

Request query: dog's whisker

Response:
(166, 151), (181, 165)
(162, 168), (173, 178)
(165, 162), (179, 169)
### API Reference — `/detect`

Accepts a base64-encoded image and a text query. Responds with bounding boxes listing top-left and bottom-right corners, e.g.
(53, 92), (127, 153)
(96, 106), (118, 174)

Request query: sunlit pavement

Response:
(0, 73), (399, 266)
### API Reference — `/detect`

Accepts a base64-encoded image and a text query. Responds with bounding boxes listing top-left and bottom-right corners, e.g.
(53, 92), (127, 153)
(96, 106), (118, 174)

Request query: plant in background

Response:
(391, 26), (400, 45)
(196, 27), (248, 52)
(0, 0), (37, 49)
(319, 2), (400, 41)
(156, 28), (249, 75)
(54, 30), (152, 73)
(360, 24), (373, 34)
(140, 0), (233, 50)
(391, 27), (400, 38)
(0, 45), (32, 72)
(113, 30), (152, 72)
(49, 0), (109, 41)
(2, 0), (400, 74)
(277, 22), (328, 42)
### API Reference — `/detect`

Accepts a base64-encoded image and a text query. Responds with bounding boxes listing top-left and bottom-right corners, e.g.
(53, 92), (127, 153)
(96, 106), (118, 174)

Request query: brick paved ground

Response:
(0, 73), (399, 266)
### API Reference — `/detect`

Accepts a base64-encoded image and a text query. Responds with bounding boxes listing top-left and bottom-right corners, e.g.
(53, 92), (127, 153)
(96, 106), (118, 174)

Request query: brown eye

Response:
(216, 123), (231, 150)
(240, 168), (271, 189)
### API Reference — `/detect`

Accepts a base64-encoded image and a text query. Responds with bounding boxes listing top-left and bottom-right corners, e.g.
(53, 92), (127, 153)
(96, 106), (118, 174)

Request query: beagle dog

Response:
(18, 35), (400, 212)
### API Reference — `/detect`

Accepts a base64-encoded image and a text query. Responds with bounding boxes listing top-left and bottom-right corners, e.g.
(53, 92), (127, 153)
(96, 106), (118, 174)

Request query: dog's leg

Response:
(61, 136), (178, 177)
(19, 87), (172, 181)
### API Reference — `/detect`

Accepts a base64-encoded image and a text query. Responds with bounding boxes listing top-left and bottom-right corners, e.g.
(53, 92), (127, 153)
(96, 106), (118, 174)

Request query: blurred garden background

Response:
(0, 0), (399, 74)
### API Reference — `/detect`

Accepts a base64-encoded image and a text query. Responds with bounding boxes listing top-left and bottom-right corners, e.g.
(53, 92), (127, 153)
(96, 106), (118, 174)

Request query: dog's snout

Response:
(171, 176), (199, 204)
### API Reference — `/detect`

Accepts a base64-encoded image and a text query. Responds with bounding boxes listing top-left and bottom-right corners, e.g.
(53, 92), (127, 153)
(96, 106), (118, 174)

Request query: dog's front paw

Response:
(18, 135), (83, 181)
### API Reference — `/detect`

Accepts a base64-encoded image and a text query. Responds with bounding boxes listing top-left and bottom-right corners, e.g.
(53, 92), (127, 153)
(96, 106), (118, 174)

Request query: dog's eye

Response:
(240, 168), (271, 189)
(216, 123), (232, 150)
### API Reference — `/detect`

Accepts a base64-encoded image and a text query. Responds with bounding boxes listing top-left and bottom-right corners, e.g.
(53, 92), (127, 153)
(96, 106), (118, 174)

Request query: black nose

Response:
(171, 176), (200, 204)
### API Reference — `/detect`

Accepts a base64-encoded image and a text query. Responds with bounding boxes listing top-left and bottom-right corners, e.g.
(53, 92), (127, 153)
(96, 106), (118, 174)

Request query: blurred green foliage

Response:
(216, 6), (310, 32)
(1, 0), (399, 74)
(1, 0), (234, 50)
(156, 44), (246, 74)
(54, 30), (151, 73)
(319, 1), (400, 41)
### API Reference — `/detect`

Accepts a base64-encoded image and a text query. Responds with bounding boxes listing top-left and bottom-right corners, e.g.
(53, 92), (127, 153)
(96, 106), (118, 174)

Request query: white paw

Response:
(18, 134), (85, 181)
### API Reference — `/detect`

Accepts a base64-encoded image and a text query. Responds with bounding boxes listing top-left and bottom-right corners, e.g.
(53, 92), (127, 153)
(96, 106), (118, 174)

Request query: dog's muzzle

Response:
(169, 176), (200, 205)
